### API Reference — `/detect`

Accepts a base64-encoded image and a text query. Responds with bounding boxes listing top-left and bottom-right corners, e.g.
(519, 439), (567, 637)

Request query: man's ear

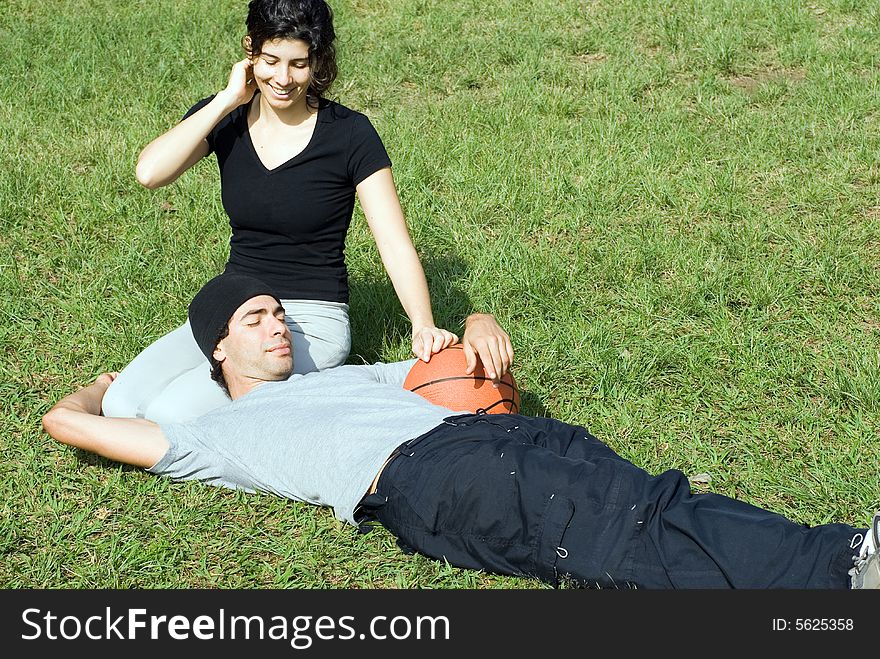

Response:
(213, 340), (227, 363)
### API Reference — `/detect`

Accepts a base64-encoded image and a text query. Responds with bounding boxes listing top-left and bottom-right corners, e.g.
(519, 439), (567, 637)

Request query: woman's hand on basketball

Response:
(412, 326), (459, 362)
(218, 59), (257, 109)
(462, 314), (514, 383)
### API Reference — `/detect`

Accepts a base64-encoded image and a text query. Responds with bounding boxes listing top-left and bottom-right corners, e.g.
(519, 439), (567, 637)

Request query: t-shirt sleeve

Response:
(348, 113), (392, 185)
(181, 95), (218, 153)
(149, 421), (254, 491)
(149, 422), (213, 480)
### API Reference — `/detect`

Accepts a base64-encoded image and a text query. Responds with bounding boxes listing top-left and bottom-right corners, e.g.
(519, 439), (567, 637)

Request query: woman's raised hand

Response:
(219, 59), (258, 108)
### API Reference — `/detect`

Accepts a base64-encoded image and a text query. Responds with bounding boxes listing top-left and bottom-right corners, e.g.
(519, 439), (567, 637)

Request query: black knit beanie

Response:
(188, 272), (283, 360)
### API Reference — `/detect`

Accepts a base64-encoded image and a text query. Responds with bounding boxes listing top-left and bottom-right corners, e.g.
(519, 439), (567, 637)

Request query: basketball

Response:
(403, 344), (520, 414)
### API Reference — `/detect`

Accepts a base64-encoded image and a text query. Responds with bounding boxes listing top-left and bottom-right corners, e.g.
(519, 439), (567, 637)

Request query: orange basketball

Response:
(403, 345), (520, 414)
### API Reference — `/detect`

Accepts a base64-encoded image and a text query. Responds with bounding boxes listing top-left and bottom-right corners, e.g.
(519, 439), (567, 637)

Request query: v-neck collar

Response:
(243, 96), (323, 174)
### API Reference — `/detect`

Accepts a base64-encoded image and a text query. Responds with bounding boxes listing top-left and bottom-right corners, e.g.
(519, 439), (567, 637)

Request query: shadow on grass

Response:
(76, 449), (141, 472)
(518, 390), (549, 418)
(348, 252), (475, 365)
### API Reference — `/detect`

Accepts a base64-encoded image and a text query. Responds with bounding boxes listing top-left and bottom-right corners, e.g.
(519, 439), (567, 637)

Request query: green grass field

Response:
(3, 0), (880, 588)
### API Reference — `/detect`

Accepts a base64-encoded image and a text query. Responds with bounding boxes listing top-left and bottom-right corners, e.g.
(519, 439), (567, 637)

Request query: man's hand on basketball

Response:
(462, 314), (514, 384)
(412, 326), (459, 362)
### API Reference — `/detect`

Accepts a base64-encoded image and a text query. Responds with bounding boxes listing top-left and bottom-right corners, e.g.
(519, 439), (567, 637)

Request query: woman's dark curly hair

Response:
(243, 0), (337, 108)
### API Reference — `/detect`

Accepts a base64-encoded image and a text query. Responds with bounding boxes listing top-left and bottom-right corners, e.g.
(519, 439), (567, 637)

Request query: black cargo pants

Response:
(358, 414), (859, 588)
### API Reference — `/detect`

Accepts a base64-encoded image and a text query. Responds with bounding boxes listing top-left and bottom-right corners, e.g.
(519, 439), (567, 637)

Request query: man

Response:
(42, 273), (880, 589)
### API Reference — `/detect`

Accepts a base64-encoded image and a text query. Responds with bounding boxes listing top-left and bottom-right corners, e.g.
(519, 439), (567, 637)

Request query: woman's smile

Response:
(252, 38), (312, 109)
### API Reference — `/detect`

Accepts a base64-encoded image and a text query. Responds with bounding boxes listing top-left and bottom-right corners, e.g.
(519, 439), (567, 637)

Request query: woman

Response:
(102, 0), (472, 422)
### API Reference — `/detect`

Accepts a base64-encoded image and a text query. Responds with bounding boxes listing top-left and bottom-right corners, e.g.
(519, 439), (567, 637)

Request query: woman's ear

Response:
(242, 35), (254, 59)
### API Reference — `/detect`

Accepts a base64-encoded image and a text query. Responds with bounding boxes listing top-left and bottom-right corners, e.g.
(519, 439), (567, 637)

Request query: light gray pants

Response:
(102, 299), (350, 424)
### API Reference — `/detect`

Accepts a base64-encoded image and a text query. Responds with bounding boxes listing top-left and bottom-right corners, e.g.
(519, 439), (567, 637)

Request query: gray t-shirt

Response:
(150, 360), (458, 525)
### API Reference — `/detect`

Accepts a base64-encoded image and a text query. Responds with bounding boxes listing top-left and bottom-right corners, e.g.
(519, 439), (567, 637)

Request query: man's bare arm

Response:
(42, 373), (169, 468)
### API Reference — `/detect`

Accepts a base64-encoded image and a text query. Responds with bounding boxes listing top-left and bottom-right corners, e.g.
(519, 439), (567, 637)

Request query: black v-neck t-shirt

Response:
(184, 96), (392, 302)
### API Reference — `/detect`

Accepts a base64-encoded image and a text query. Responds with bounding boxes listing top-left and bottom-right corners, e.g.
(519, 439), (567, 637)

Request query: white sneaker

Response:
(850, 511), (880, 589)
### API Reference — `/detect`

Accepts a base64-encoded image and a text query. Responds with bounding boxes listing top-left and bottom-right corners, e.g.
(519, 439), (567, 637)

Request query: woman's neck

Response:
(253, 92), (317, 128)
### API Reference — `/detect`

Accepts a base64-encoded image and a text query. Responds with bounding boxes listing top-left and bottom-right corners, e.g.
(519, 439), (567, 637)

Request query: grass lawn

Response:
(2, 0), (880, 588)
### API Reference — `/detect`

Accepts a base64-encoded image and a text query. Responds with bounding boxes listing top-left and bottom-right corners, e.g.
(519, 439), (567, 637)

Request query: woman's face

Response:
(250, 38), (312, 110)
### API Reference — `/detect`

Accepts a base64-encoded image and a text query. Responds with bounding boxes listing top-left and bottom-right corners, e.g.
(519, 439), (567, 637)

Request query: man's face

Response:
(213, 295), (293, 383)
